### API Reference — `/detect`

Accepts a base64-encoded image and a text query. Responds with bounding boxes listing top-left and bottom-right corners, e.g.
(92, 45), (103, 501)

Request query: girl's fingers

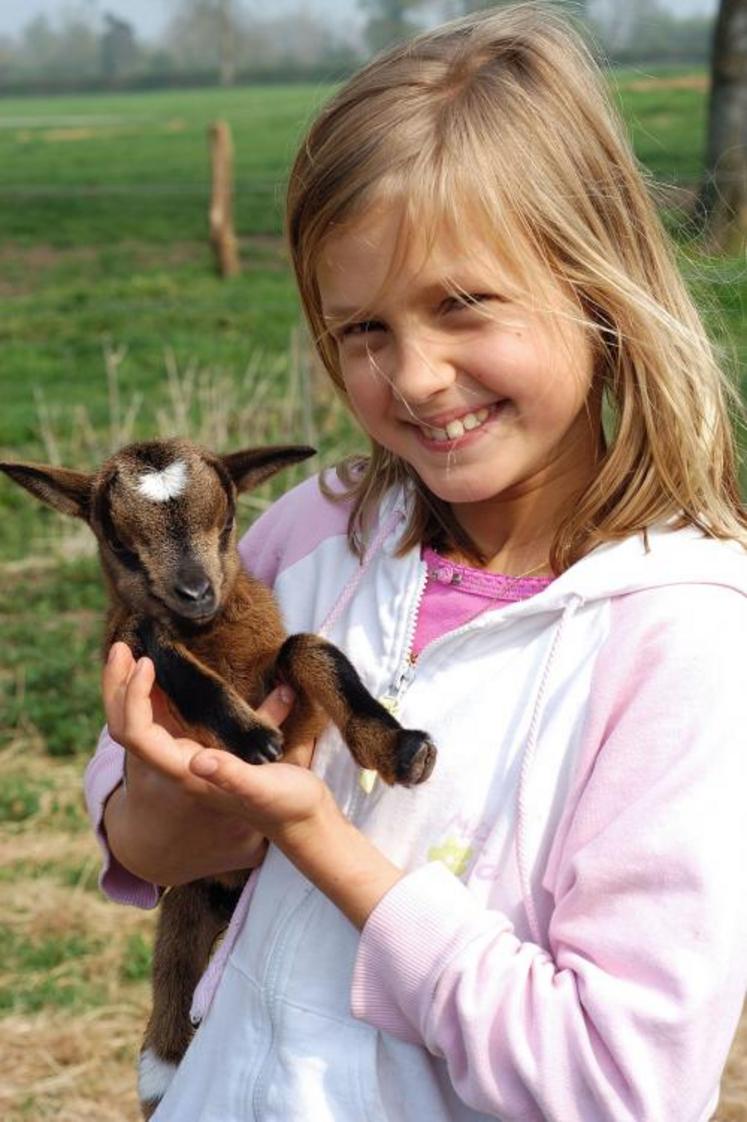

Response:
(101, 642), (137, 741)
(189, 749), (325, 843)
(109, 652), (313, 794)
(151, 683), (188, 737)
(255, 684), (296, 727)
(119, 656), (191, 779)
(254, 685), (315, 768)
(284, 738), (316, 769)
(190, 749), (279, 811)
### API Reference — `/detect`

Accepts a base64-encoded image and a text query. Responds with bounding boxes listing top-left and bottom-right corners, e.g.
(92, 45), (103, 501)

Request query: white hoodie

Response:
(86, 474), (747, 1122)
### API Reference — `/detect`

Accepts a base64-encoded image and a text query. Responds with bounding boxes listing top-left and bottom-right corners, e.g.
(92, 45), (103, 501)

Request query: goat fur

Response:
(1, 438), (437, 1119)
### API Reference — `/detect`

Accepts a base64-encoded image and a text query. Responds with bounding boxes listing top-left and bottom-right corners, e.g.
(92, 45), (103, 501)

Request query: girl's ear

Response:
(0, 461), (93, 520)
(220, 445), (316, 494)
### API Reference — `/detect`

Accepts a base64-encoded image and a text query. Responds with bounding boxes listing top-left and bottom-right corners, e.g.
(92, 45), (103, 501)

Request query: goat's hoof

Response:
(238, 724), (284, 765)
(393, 730), (437, 786)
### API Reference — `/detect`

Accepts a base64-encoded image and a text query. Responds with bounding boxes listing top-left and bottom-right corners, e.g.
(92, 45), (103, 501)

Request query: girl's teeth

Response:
(424, 405), (495, 442)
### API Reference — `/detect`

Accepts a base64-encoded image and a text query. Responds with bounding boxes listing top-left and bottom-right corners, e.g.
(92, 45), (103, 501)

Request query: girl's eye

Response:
(338, 319), (386, 340)
(443, 293), (494, 313)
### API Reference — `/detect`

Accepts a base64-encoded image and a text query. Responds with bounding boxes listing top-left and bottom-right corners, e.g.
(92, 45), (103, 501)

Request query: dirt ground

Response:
(716, 1011), (747, 1121)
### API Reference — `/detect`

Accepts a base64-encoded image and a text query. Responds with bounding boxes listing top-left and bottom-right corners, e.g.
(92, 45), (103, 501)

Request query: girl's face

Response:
(318, 207), (601, 553)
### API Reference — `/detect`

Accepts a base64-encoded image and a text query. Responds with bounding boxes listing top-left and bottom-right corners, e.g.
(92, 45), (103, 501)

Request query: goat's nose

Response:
(173, 569), (215, 606)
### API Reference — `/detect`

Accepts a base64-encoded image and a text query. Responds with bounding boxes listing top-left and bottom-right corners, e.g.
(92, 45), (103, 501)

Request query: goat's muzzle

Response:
(170, 563), (218, 622)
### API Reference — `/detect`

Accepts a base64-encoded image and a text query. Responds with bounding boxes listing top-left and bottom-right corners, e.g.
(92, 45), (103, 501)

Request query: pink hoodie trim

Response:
(83, 728), (161, 909)
(238, 470), (351, 588)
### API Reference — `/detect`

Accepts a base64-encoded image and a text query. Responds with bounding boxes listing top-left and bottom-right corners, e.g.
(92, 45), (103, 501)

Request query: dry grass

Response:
(716, 1014), (747, 1121)
(32, 329), (348, 515)
(0, 1001), (150, 1121)
(622, 74), (709, 93)
(0, 734), (154, 1121)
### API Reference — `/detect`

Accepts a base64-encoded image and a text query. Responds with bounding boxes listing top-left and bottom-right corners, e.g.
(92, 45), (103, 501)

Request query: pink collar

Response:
(422, 546), (553, 602)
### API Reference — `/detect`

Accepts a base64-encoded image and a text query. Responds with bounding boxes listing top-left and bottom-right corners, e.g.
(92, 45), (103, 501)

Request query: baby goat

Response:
(1, 438), (437, 1119)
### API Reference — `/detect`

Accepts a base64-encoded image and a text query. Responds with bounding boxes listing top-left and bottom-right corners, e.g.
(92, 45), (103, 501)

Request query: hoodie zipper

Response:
(353, 560), (524, 802)
(350, 559), (428, 804)
(380, 559), (429, 713)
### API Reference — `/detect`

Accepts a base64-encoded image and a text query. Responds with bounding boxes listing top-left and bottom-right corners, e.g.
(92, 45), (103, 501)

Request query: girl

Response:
(87, 4), (747, 1120)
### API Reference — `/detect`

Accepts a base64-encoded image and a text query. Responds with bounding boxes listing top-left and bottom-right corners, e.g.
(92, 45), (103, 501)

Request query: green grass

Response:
(0, 245), (300, 449)
(0, 71), (709, 232)
(0, 69), (745, 767)
(0, 73), (710, 246)
(0, 556), (105, 754)
(611, 68), (709, 183)
(0, 85), (328, 244)
(0, 925), (106, 1014)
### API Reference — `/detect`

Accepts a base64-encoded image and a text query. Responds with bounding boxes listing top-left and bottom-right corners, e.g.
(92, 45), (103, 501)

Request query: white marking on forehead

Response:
(136, 459), (188, 502)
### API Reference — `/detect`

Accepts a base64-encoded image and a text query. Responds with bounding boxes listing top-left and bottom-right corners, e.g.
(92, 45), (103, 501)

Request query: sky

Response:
(0, 0), (719, 42)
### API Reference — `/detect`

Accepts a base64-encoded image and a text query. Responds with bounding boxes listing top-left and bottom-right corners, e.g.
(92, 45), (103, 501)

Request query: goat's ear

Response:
(220, 445), (315, 494)
(0, 461), (93, 521)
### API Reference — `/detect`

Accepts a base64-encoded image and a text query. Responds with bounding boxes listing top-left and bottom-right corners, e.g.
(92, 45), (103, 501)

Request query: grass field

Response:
(1, 70), (746, 1120)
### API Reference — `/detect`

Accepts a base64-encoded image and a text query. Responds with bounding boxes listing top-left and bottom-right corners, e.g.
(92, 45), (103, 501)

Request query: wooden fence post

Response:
(209, 120), (240, 278)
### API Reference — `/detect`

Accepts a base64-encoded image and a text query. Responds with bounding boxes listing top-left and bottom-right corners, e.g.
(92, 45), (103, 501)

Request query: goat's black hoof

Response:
(238, 724), (284, 765)
(394, 730), (437, 786)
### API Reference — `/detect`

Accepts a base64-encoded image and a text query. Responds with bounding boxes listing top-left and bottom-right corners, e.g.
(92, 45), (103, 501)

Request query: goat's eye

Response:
(108, 529), (130, 554)
(107, 533), (139, 571)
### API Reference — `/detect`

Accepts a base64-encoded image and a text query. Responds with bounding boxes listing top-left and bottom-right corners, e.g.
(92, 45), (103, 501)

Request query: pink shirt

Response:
(412, 546), (553, 657)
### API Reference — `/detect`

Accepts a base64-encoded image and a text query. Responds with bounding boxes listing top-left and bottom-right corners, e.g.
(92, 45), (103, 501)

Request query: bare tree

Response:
(217, 0), (236, 86)
(444, 0), (588, 17)
(101, 13), (137, 79)
(166, 0), (242, 84)
(697, 0), (747, 254)
(359, 0), (429, 52)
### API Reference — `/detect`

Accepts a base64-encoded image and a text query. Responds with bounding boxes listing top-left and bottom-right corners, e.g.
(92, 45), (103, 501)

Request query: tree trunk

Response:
(218, 0), (235, 87)
(697, 0), (747, 255)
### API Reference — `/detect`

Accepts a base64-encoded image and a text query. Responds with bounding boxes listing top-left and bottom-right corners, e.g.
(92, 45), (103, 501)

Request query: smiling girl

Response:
(87, 5), (747, 1120)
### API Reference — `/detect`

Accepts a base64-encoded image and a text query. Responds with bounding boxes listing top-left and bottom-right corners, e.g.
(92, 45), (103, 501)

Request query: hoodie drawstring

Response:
(318, 508), (404, 639)
(515, 594), (583, 945)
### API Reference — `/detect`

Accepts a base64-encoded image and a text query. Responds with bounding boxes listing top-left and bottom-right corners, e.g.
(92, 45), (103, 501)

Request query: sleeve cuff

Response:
(351, 861), (512, 1044)
(84, 729), (161, 910)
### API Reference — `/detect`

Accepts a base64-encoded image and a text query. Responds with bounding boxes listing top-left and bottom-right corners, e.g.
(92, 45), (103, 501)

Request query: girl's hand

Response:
(101, 642), (316, 886)
(104, 643), (405, 931)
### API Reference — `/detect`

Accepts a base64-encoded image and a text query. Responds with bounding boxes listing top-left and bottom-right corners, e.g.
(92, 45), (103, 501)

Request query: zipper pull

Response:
(358, 768), (378, 794)
(358, 693), (398, 795)
(360, 656), (419, 795)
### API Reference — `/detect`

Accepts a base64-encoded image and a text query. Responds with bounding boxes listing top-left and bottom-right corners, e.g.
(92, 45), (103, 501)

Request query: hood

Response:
(386, 483), (747, 612)
(543, 523), (747, 609)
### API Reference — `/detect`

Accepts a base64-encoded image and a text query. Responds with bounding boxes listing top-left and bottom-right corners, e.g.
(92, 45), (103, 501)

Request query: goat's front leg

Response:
(137, 620), (283, 764)
(275, 634), (436, 787)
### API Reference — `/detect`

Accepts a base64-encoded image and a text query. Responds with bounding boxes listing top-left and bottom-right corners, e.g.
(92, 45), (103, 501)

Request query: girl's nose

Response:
(390, 337), (456, 405)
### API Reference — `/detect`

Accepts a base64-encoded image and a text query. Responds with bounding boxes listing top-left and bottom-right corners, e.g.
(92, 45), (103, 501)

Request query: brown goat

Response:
(1, 438), (437, 1119)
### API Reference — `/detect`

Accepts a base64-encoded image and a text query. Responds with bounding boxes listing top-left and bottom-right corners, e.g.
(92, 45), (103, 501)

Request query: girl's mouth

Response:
(415, 401), (505, 447)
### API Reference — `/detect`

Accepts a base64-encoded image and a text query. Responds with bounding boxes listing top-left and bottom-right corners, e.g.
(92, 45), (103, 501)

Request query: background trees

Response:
(697, 0), (747, 253)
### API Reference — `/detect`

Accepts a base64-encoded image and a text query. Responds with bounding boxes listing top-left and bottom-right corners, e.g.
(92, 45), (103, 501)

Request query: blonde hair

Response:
(286, 1), (747, 569)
